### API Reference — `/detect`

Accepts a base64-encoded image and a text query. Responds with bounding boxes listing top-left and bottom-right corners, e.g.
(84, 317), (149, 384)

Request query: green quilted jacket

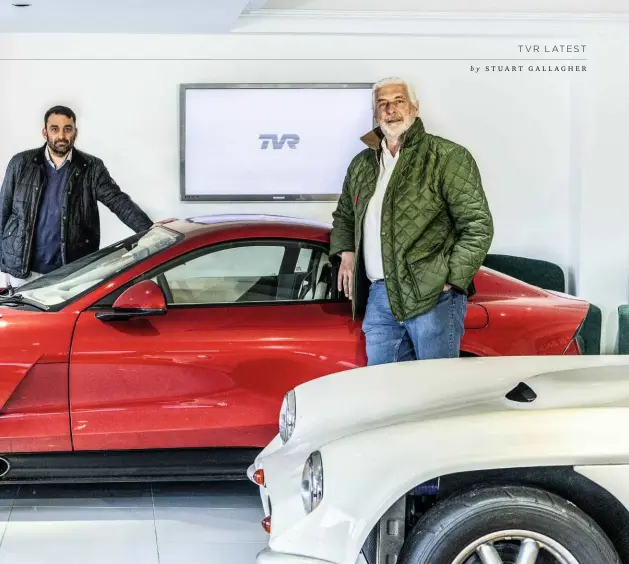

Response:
(330, 117), (494, 322)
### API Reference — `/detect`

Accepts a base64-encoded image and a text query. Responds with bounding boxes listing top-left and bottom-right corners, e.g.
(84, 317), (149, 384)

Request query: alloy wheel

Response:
(451, 529), (580, 564)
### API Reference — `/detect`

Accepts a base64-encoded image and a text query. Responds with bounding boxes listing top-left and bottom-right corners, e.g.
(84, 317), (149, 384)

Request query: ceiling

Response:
(0, 0), (627, 34)
(0, 0), (259, 33)
(259, 0), (629, 12)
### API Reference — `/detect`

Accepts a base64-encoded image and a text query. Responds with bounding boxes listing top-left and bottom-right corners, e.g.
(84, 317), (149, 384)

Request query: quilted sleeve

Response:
(329, 167), (356, 257)
(0, 156), (18, 244)
(441, 146), (494, 292)
(94, 159), (153, 233)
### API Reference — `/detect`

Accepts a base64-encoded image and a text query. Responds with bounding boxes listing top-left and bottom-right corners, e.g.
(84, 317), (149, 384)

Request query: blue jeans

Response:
(362, 280), (467, 366)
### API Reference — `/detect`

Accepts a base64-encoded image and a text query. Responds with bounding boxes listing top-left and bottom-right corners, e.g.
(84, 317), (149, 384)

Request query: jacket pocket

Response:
(2, 215), (17, 240)
(1, 216), (26, 272)
(405, 241), (442, 265)
(405, 247), (449, 300)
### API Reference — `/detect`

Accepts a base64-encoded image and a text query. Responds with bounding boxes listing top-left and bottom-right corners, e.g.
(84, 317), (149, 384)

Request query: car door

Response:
(69, 239), (364, 452)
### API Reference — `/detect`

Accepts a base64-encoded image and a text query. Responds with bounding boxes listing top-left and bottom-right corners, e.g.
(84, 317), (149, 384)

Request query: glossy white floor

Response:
(0, 481), (268, 563)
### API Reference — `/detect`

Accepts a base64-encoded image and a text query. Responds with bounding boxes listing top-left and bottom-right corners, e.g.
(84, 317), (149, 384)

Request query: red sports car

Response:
(0, 215), (595, 483)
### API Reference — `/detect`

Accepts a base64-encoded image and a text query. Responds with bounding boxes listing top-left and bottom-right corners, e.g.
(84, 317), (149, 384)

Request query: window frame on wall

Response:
(92, 238), (345, 310)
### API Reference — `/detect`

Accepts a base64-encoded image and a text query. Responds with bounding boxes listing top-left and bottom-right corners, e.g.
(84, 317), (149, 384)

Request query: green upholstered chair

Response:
(618, 305), (629, 355)
(482, 254), (566, 293)
(578, 304), (602, 355)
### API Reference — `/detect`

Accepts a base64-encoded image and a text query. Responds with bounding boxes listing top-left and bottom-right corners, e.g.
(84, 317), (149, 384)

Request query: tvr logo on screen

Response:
(259, 134), (300, 150)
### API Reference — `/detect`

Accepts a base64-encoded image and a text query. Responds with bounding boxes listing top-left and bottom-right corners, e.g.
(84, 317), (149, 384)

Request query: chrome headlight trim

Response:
(279, 389), (296, 444)
(301, 450), (324, 514)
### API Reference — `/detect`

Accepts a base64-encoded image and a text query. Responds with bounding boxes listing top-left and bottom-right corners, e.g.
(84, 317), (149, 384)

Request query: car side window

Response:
(153, 241), (335, 306)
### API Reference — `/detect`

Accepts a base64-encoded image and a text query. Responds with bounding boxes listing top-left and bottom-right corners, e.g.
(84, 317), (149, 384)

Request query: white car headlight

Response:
(301, 451), (323, 514)
(279, 389), (296, 443)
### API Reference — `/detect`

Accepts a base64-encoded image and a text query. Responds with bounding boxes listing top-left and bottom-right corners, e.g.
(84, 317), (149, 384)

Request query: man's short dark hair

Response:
(44, 105), (76, 126)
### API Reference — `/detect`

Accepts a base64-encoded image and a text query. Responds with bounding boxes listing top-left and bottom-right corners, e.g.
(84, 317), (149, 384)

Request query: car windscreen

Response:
(15, 227), (182, 308)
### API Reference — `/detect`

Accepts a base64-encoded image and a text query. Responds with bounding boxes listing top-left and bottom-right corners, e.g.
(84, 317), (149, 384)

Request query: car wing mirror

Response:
(96, 280), (167, 322)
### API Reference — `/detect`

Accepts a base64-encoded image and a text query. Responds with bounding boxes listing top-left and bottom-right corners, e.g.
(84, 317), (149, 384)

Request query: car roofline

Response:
(186, 213), (332, 230)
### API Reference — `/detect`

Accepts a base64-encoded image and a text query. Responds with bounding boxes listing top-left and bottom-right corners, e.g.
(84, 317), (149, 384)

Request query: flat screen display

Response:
(179, 83), (374, 201)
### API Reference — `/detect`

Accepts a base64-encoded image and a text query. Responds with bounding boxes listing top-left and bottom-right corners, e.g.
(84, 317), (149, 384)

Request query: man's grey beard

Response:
(379, 115), (415, 141)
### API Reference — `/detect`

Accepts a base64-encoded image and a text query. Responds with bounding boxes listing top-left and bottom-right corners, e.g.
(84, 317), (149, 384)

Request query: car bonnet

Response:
(283, 355), (629, 450)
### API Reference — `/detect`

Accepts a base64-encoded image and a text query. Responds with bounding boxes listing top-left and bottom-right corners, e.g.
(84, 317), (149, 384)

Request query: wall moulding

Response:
(233, 9), (629, 36)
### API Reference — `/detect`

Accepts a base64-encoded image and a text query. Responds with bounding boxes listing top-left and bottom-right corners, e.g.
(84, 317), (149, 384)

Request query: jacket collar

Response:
(44, 145), (72, 170)
(360, 116), (426, 152)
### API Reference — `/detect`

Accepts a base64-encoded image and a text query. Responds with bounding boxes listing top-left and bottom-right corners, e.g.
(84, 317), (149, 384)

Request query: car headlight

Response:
(279, 389), (296, 443)
(301, 451), (323, 513)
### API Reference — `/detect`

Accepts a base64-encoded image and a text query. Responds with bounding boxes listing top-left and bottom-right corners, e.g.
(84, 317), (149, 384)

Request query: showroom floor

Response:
(0, 481), (267, 563)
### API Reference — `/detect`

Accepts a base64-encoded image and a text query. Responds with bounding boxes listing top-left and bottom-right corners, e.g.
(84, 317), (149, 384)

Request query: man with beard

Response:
(0, 105), (157, 287)
(330, 77), (494, 365)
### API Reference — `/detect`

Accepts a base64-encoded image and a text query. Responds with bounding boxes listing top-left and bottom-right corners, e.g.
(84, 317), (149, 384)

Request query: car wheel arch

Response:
(399, 484), (619, 564)
(361, 465), (629, 564)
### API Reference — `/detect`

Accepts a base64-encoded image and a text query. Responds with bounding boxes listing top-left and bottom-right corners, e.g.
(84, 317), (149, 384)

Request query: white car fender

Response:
(265, 406), (629, 564)
(284, 356), (629, 448)
(575, 464), (629, 510)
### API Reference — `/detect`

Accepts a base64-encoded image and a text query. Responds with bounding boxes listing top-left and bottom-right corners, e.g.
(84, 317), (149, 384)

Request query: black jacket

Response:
(0, 144), (153, 279)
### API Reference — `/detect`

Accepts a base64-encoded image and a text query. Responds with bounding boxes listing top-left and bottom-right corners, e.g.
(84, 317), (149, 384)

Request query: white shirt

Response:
(45, 147), (72, 170)
(362, 138), (400, 282)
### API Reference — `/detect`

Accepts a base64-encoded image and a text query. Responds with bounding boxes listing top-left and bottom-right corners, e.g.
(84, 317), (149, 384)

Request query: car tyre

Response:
(398, 485), (620, 563)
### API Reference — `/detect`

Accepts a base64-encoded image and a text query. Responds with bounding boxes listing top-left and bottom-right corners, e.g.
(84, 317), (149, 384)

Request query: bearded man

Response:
(0, 105), (156, 287)
(330, 77), (494, 365)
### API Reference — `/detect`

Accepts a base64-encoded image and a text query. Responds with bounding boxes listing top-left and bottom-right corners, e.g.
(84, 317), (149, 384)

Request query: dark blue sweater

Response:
(31, 162), (69, 274)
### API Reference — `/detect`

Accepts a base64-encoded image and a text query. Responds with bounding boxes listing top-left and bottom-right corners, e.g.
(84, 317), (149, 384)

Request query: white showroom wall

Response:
(0, 12), (628, 351)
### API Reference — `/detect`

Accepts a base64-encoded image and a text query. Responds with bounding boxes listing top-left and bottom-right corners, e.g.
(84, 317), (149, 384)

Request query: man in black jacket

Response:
(0, 105), (156, 286)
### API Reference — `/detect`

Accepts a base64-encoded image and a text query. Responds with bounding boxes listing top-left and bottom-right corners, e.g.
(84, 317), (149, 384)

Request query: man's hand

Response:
(443, 283), (452, 292)
(152, 217), (177, 227)
(338, 251), (355, 300)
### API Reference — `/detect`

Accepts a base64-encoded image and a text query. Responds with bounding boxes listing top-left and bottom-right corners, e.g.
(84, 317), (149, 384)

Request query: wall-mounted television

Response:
(179, 83), (374, 202)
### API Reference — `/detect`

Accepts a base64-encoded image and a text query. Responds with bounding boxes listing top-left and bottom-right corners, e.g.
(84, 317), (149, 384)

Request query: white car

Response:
(248, 355), (629, 564)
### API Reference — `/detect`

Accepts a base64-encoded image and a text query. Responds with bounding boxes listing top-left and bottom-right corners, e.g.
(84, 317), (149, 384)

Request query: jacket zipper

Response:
(25, 170), (45, 277)
(377, 149), (390, 318)
(60, 170), (76, 265)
